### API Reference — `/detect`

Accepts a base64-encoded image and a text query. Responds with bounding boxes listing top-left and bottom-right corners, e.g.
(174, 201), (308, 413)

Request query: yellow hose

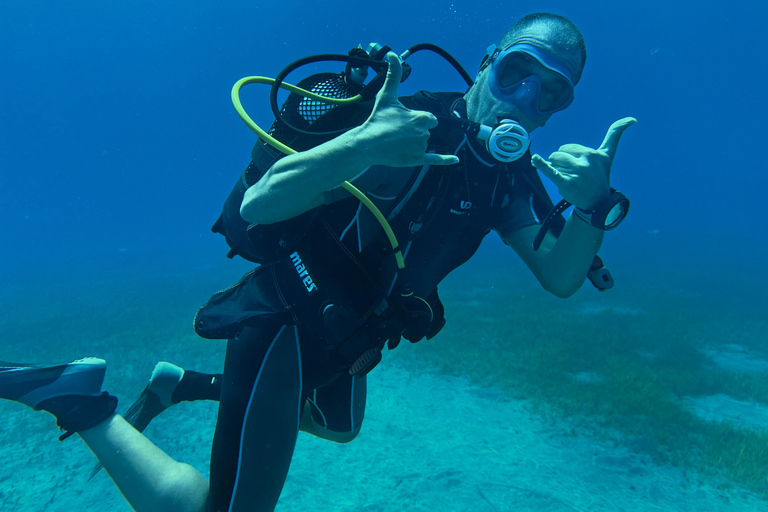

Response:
(232, 76), (405, 269)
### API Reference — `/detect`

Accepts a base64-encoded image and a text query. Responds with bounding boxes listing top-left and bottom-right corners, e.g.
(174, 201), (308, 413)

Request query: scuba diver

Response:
(0, 13), (635, 512)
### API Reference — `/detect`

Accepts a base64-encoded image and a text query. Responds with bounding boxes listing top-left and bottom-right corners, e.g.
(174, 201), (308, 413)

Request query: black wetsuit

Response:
(194, 92), (548, 512)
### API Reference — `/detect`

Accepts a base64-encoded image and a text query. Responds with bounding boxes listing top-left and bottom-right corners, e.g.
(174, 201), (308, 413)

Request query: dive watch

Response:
(573, 188), (630, 231)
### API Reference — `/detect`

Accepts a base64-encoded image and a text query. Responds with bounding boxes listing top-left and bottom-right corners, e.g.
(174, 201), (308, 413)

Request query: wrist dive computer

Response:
(572, 189), (630, 231)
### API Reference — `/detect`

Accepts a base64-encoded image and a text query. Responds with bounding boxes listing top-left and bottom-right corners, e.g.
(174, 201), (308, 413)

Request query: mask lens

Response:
(538, 76), (573, 112)
(496, 52), (535, 88)
(493, 49), (574, 114)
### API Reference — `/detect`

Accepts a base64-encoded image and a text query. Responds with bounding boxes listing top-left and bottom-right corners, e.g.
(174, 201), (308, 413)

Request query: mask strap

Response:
(479, 44), (500, 71)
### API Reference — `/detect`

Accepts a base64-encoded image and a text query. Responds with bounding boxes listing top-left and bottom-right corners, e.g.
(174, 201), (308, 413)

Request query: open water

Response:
(2, 1), (767, 510)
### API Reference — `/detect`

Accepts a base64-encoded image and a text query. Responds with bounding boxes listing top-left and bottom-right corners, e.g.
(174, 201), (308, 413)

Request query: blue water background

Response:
(2, 0), (765, 288)
(1, 1), (767, 509)
(0, 0), (764, 397)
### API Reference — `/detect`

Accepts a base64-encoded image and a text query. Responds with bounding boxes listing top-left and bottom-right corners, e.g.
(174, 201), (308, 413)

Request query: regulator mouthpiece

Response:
(476, 119), (530, 162)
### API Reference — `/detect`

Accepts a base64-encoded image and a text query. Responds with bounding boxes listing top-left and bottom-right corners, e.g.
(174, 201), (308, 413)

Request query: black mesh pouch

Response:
(212, 72), (371, 264)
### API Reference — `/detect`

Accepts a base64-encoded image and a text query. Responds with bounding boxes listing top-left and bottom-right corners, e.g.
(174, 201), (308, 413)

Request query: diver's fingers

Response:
(531, 154), (562, 183)
(422, 153), (460, 166)
(556, 143), (592, 158)
(375, 52), (403, 107)
(548, 150), (582, 171)
(598, 117), (637, 160)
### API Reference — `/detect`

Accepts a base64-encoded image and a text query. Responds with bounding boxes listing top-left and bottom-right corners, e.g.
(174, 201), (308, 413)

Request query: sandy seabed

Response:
(1, 363), (764, 512)
(2, 243), (767, 511)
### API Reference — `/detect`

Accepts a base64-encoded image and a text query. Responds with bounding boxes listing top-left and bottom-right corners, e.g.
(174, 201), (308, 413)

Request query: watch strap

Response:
(572, 206), (593, 225)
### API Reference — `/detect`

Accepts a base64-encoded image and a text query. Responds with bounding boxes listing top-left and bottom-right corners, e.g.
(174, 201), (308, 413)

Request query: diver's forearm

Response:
(539, 214), (604, 297)
(241, 126), (371, 224)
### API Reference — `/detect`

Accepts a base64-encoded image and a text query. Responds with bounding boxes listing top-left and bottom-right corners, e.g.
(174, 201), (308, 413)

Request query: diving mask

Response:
(487, 43), (575, 123)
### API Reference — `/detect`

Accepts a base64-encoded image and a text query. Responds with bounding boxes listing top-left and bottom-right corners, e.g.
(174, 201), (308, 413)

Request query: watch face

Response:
(604, 197), (630, 230)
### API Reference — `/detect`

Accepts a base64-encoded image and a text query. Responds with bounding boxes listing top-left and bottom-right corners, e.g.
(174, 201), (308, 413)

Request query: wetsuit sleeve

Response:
(491, 165), (542, 239)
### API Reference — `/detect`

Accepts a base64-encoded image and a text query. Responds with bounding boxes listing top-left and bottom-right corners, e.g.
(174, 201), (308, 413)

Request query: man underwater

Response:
(1, 13), (634, 512)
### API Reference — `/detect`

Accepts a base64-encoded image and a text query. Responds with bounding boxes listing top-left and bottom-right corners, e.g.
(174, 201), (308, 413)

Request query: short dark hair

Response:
(491, 13), (587, 84)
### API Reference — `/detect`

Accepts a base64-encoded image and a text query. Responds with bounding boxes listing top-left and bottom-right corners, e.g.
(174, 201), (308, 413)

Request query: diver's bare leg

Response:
(79, 414), (209, 512)
(1, 360), (209, 512)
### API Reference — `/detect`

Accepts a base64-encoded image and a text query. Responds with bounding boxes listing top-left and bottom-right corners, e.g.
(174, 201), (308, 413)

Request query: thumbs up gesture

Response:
(357, 52), (459, 168)
(531, 118), (636, 210)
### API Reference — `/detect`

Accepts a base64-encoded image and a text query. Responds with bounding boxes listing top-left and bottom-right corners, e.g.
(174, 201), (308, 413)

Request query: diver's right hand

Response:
(354, 52), (459, 168)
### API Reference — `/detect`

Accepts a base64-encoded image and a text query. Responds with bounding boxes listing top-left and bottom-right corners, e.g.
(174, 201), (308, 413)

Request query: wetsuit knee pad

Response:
(306, 419), (362, 444)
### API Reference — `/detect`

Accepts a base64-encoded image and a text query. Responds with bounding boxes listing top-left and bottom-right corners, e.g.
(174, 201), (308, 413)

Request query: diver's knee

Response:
(302, 417), (363, 443)
(157, 462), (209, 512)
(331, 424), (362, 444)
(319, 423), (362, 444)
(300, 402), (364, 443)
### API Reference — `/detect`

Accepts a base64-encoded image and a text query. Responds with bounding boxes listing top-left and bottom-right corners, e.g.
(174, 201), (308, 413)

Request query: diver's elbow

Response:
(544, 285), (575, 299)
(240, 185), (316, 225)
(541, 279), (581, 299)
(239, 196), (262, 224)
(240, 183), (278, 224)
(240, 201), (283, 225)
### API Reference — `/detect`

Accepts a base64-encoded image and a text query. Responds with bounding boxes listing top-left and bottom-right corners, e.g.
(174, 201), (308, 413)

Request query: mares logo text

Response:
(290, 251), (318, 295)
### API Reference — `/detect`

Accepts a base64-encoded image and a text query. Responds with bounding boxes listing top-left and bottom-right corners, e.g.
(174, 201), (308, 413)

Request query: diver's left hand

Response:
(531, 117), (636, 210)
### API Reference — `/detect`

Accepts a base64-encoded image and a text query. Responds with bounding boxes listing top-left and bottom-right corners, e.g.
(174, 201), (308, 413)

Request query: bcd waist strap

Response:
(270, 217), (437, 376)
